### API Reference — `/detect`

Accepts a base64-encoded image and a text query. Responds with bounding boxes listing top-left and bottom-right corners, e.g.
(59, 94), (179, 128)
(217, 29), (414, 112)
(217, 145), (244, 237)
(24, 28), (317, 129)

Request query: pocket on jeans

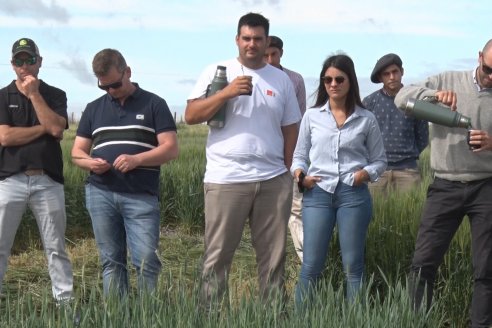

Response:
(338, 183), (370, 206)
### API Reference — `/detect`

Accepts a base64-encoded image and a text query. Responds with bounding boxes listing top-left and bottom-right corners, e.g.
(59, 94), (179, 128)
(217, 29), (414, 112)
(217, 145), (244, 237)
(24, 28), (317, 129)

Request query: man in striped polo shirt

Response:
(71, 48), (178, 297)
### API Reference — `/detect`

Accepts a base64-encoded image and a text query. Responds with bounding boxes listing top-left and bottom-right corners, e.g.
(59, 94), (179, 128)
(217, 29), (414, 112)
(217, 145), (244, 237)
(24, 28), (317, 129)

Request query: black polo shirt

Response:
(0, 80), (68, 184)
(76, 84), (177, 196)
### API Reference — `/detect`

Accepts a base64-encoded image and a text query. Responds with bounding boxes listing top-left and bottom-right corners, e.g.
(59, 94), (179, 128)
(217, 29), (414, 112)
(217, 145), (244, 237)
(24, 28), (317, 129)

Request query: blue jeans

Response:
(295, 183), (372, 306)
(0, 173), (73, 301)
(85, 184), (161, 296)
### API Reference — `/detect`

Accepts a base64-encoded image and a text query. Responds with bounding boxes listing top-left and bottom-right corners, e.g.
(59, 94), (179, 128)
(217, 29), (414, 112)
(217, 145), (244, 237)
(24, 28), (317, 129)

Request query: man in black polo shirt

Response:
(71, 48), (178, 297)
(0, 38), (74, 302)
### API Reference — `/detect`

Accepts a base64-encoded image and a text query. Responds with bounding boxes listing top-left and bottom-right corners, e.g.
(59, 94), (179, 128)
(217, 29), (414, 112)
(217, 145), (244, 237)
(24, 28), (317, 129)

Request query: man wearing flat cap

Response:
(0, 38), (74, 303)
(363, 53), (428, 194)
(264, 35), (306, 261)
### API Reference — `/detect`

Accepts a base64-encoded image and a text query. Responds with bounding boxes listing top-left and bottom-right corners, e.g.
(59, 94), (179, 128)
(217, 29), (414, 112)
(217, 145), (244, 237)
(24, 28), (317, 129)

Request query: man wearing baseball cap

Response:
(0, 38), (74, 303)
(363, 53), (428, 193)
(11, 37), (40, 57)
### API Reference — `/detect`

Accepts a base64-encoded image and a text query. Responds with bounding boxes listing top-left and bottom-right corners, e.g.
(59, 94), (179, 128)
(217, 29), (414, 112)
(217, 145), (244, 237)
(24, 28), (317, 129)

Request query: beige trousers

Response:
(288, 181), (303, 261)
(368, 169), (421, 195)
(201, 172), (292, 303)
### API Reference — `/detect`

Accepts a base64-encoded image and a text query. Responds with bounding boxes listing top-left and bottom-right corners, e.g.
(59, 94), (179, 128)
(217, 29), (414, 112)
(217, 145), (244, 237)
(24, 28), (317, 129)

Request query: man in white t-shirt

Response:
(185, 12), (301, 307)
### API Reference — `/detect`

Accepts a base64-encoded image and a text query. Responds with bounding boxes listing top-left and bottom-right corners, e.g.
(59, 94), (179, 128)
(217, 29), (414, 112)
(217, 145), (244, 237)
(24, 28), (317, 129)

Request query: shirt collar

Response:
(473, 67), (481, 91)
(472, 67), (492, 91)
(320, 101), (363, 118)
(381, 84), (403, 97)
(108, 82), (140, 102)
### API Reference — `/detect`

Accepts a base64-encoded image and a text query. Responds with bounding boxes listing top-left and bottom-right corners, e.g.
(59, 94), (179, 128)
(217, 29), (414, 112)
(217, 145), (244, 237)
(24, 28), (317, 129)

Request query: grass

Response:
(1, 123), (475, 327)
(1, 235), (446, 327)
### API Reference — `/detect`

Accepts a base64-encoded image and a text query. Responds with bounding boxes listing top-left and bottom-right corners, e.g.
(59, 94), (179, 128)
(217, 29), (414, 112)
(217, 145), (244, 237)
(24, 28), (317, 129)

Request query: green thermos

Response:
(403, 97), (471, 129)
(207, 65), (228, 128)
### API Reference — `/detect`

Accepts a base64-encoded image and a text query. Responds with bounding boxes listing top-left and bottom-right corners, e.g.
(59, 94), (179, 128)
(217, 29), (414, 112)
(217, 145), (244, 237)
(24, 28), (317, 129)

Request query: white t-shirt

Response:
(188, 58), (301, 183)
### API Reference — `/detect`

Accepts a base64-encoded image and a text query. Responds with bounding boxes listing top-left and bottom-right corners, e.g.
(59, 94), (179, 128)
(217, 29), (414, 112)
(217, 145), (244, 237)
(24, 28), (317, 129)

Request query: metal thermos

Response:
(403, 98), (471, 129)
(206, 65), (228, 128)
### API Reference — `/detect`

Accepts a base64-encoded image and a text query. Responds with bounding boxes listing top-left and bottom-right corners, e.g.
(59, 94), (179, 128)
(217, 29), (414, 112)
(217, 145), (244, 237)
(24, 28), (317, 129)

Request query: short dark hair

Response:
(92, 48), (127, 77)
(268, 36), (283, 50)
(237, 12), (269, 37)
(312, 53), (363, 115)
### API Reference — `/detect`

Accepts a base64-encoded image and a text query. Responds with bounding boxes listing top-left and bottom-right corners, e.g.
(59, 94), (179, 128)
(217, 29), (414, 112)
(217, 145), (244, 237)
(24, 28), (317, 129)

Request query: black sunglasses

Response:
(481, 60), (492, 75)
(12, 56), (37, 67)
(321, 76), (345, 85)
(98, 71), (125, 91)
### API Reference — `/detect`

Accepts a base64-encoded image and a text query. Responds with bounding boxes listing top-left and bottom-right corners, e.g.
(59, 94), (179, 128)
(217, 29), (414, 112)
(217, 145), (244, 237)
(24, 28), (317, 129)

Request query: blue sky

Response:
(0, 0), (488, 121)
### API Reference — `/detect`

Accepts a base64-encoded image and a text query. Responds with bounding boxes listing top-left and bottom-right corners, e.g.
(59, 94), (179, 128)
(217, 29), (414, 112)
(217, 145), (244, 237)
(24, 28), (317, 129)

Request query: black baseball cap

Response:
(12, 38), (40, 58)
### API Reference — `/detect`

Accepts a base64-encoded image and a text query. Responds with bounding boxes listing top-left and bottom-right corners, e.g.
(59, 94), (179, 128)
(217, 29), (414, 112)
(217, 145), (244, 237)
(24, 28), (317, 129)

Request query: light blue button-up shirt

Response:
(291, 102), (387, 193)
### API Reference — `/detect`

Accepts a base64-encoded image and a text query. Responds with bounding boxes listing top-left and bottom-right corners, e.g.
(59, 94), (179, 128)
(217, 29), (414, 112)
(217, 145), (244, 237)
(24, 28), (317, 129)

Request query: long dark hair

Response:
(312, 53), (363, 115)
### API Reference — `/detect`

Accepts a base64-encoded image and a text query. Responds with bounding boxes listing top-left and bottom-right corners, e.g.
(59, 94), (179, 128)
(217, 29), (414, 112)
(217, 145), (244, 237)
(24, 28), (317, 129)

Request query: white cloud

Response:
(58, 57), (94, 84)
(0, 0), (481, 37)
(0, 0), (69, 23)
(0, 0), (488, 114)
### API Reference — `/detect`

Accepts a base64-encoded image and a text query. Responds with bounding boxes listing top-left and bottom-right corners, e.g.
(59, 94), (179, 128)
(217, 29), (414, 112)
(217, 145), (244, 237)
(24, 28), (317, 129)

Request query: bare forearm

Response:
(134, 144), (179, 167)
(284, 153), (293, 171)
(185, 94), (228, 125)
(71, 148), (94, 171)
(113, 131), (179, 171)
(185, 77), (249, 125)
(29, 92), (67, 137)
(0, 125), (46, 146)
(71, 136), (112, 174)
(282, 124), (298, 170)
(140, 131), (178, 166)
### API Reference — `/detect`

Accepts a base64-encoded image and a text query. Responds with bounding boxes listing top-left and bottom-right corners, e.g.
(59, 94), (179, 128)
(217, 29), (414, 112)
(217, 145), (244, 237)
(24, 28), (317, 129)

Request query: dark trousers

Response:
(409, 177), (492, 328)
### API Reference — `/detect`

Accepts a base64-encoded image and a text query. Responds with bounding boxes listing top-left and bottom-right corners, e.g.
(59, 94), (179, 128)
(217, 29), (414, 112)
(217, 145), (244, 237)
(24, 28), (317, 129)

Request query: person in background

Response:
(0, 38), (74, 303)
(292, 53), (386, 306)
(264, 35), (306, 261)
(185, 12), (300, 308)
(394, 39), (492, 328)
(71, 48), (178, 297)
(264, 35), (306, 115)
(363, 53), (428, 194)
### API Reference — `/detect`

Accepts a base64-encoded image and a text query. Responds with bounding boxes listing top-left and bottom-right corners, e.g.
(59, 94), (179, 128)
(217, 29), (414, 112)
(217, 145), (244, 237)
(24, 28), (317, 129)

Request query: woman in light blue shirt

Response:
(291, 53), (387, 306)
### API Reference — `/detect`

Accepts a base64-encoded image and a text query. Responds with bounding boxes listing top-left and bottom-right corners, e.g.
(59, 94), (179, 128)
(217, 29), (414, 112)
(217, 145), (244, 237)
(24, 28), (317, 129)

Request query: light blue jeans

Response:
(295, 183), (372, 306)
(0, 173), (73, 301)
(85, 184), (161, 296)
